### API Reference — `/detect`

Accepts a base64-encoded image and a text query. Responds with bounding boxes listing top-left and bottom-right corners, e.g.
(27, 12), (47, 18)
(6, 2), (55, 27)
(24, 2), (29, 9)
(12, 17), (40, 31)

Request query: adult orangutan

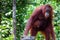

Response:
(23, 4), (56, 40)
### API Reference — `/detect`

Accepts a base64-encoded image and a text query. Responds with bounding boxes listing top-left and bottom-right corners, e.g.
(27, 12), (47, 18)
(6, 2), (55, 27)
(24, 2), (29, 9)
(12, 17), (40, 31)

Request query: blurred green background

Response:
(0, 0), (60, 40)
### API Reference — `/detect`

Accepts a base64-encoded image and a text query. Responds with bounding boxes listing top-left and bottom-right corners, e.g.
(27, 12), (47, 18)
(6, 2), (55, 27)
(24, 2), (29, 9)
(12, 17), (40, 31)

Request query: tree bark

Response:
(12, 0), (16, 40)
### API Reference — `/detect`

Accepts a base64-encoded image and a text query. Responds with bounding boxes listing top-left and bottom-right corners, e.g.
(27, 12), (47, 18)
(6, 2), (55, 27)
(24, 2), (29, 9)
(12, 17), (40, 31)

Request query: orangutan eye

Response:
(46, 10), (50, 13)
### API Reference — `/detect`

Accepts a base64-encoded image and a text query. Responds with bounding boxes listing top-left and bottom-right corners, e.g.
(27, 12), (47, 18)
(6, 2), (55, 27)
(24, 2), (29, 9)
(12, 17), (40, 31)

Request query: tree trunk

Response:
(12, 0), (16, 40)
